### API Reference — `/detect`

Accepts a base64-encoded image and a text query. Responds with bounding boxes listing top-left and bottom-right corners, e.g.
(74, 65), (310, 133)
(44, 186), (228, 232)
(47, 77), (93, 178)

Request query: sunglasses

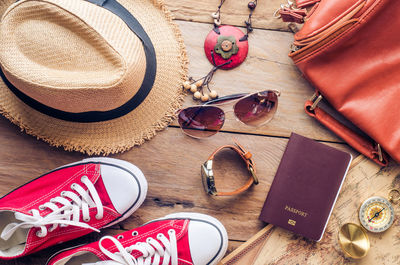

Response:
(177, 90), (280, 138)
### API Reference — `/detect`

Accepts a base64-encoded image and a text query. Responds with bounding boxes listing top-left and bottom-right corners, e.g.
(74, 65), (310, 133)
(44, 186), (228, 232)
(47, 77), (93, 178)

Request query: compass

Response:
(359, 196), (395, 233)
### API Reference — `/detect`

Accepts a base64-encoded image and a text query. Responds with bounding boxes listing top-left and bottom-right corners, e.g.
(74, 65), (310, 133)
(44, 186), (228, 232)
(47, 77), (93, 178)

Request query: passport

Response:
(259, 133), (352, 241)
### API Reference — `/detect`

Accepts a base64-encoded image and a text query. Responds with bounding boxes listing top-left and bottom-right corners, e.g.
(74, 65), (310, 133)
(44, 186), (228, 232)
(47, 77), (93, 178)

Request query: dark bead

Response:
(248, 1), (256, 10)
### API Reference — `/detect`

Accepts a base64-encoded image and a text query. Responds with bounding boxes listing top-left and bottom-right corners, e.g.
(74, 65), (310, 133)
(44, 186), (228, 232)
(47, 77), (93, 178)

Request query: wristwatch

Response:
(201, 141), (259, 196)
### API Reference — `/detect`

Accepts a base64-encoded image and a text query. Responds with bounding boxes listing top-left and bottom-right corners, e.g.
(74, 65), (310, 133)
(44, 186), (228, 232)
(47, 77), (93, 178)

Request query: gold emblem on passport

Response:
(288, 219), (296, 226)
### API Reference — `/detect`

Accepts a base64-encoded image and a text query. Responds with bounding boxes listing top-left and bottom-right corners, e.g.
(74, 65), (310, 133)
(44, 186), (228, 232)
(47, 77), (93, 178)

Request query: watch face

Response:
(201, 164), (209, 192)
(201, 162), (217, 195)
(359, 196), (395, 233)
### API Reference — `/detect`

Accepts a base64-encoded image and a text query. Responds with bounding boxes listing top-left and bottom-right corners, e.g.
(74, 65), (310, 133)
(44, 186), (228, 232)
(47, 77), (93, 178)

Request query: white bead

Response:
(183, 81), (191, 90)
(195, 80), (204, 87)
(209, 90), (218, 99)
(214, 19), (221, 26)
(201, 94), (210, 102)
(211, 12), (219, 19)
(194, 91), (202, 99)
(190, 84), (197, 93)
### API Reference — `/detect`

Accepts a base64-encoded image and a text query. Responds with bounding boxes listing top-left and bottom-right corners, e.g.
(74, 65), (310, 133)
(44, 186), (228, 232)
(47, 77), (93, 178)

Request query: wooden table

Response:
(0, 1), (357, 264)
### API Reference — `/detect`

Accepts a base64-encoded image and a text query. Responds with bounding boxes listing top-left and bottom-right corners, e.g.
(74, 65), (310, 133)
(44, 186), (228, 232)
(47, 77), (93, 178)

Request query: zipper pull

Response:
(279, 7), (307, 23)
(274, 0), (307, 24)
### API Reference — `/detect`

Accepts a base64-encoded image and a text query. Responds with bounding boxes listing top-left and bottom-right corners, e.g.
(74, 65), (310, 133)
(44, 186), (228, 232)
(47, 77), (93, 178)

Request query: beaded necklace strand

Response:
(183, 1), (258, 102)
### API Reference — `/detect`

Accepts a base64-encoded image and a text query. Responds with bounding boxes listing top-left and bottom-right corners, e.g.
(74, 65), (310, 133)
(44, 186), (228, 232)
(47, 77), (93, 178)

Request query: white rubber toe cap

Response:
(159, 212), (228, 265)
(187, 214), (228, 265)
(94, 158), (147, 215)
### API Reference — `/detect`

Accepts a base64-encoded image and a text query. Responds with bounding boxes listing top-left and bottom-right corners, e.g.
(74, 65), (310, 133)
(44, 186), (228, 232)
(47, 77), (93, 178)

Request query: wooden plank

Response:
(165, 0), (293, 32)
(0, 117), (356, 265)
(174, 20), (342, 142)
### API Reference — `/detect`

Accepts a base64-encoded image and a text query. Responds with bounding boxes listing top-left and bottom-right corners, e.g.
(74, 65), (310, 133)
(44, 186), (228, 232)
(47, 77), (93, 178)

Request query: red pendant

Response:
(204, 25), (249, 70)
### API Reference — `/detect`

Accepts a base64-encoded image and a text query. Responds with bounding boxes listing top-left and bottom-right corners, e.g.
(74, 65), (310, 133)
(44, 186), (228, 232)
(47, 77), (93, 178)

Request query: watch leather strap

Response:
(206, 141), (258, 196)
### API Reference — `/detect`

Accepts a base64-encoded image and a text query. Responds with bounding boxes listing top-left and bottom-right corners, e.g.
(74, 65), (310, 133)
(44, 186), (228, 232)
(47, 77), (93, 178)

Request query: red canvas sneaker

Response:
(47, 212), (228, 265)
(0, 157), (147, 260)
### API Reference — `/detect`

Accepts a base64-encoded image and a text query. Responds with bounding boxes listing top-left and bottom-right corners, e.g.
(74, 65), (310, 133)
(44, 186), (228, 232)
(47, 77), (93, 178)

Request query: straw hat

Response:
(0, 0), (187, 155)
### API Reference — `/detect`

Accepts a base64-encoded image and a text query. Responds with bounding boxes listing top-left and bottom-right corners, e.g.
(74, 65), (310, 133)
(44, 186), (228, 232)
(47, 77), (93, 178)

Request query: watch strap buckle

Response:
(249, 165), (259, 185)
(233, 140), (258, 185)
(203, 140), (259, 196)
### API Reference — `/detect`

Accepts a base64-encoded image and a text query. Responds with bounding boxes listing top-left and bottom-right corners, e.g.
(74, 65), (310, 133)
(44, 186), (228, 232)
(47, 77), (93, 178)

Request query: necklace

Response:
(183, 0), (258, 102)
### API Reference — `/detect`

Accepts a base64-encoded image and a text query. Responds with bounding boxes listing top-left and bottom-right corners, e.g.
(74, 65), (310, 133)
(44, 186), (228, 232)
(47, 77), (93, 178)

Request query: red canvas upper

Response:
(47, 219), (195, 265)
(0, 163), (122, 260)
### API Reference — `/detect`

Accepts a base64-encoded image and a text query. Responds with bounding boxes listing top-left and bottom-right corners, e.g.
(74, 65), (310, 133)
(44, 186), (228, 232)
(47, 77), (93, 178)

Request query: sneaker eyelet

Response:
(83, 217), (90, 222)
(146, 237), (152, 243)
(38, 205), (45, 211)
(36, 231), (43, 238)
(168, 229), (175, 235)
(71, 183), (77, 190)
(157, 233), (163, 239)
(125, 248), (132, 254)
(117, 235), (124, 240)
(95, 214), (102, 220)
(132, 231), (139, 236)
(28, 210), (33, 214)
(81, 175), (88, 182)
(60, 191), (66, 196)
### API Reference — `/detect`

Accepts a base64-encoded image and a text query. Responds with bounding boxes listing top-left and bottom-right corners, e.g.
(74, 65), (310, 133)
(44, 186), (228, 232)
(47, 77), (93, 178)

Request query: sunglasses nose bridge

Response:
(221, 109), (235, 120)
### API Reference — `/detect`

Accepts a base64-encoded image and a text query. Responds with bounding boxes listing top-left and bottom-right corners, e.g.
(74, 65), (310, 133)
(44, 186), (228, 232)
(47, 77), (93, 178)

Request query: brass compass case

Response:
(338, 223), (370, 259)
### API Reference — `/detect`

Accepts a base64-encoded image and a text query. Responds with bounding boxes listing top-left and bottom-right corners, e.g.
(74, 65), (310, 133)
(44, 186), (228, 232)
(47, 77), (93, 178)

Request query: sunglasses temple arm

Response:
(205, 93), (249, 105)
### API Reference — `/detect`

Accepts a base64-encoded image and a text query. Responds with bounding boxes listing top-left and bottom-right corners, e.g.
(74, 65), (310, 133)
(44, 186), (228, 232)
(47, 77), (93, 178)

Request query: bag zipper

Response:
(290, 19), (357, 61)
(288, 0), (366, 61)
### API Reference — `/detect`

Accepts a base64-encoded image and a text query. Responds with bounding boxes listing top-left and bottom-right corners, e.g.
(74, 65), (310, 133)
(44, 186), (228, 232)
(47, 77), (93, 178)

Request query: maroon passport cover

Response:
(259, 133), (352, 241)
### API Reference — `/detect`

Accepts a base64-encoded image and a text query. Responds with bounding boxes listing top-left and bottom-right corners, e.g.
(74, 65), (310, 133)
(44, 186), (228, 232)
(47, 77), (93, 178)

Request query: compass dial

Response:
(359, 196), (395, 233)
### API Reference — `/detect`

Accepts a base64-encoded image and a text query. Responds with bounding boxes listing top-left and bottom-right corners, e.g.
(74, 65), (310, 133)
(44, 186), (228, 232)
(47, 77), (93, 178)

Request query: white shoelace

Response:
(89, 229), (178, 265)
(1, 175), (103, 240)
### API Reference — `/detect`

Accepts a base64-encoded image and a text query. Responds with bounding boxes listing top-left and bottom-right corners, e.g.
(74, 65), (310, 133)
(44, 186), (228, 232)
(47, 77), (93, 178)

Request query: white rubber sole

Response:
(155, 212), (229, 265)
(60, 157), (148, 227)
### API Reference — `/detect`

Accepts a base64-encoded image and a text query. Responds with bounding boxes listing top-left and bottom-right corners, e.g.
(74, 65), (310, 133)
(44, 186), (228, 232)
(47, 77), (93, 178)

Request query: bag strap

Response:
(304, 93), (389, 166)
(295, 0), (321, 8)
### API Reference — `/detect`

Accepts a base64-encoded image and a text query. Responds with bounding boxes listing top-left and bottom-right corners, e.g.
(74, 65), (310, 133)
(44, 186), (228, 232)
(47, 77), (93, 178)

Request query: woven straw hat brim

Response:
(0, 0), (188, 155)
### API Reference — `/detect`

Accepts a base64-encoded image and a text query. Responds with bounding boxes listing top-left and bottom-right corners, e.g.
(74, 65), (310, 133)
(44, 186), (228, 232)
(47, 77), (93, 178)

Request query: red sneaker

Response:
(0, 157), (148, 260)
(47, 212), (228, 265)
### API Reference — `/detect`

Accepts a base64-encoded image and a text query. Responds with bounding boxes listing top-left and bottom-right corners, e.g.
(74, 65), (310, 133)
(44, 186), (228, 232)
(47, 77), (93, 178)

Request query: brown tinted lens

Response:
(234, 91), (278, 126)
(178, 106), (225, 138)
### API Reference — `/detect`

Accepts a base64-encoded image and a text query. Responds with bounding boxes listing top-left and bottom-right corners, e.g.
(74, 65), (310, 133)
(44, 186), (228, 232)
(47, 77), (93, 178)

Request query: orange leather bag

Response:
(278, 0), (400, 166)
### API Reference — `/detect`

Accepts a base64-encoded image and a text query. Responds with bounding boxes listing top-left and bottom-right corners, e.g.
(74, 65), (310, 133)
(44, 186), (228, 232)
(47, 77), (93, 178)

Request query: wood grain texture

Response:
(174, 20), (343, 142)
(0, 116), (355, 265)
(165, 0), (292, 31)
(0, 1), (355, 264)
